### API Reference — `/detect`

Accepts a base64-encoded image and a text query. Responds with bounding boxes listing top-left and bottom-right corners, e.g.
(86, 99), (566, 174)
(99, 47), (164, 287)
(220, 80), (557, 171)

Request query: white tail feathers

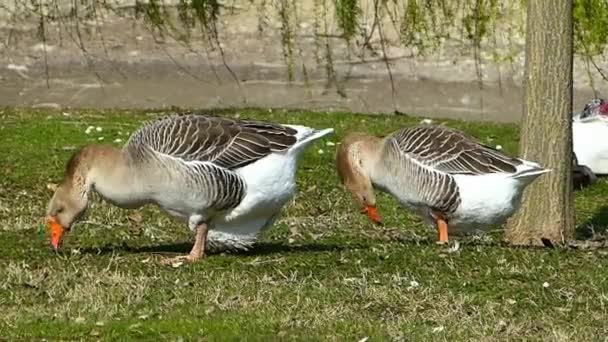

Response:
(292, 127), (334, 150)
(512, 167), (551, 180)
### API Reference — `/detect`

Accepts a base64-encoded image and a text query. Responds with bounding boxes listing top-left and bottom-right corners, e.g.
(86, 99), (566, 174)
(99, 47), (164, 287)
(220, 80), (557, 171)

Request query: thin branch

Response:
(150, 30), (212, 84)
(209, 15), (246, 103)
(52, 0), (106, 85)
(38, 0), (50, 88)
(91, 1), (127, 80)
(104, 2), (222, 84)
(374, 0), (397, 110)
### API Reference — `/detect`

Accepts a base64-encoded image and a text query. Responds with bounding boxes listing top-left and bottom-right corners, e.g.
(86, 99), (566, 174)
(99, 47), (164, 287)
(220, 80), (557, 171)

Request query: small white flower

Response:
(85, 126), (94, 134)
(326, 141), (336, 146)
(543, 282), (550, 288)
(495, 145), (503, 150)
(95, 126), (102, 132)
(97, 136), (104, 141)
(62, 112), (70, 116)
(318, 149), (324, 154)
(420, 118), (433, 124)
(432, 326), (445, 333)
(409, 280), (419, 288)
(114, 138), (123, 143)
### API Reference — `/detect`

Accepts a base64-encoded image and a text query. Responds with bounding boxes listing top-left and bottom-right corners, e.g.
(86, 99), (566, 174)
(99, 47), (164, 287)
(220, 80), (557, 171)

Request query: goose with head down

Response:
(45, 113), (333, 262)
(336, 124), (550, 243)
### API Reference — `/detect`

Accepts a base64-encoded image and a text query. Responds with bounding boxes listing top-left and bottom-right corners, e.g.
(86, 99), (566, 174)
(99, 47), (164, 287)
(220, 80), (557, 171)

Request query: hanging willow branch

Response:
(10, 0), (608, 96)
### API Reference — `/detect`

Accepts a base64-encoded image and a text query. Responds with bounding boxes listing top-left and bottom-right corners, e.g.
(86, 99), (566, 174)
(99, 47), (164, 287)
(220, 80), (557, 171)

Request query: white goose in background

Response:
(45, 113), (334, 262)
(573, 98), (608, 175)
(336, 124), (550, 244)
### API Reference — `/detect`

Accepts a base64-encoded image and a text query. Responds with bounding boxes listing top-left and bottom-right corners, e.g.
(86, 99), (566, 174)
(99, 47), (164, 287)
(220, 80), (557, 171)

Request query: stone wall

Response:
(0, 0), (605, 122)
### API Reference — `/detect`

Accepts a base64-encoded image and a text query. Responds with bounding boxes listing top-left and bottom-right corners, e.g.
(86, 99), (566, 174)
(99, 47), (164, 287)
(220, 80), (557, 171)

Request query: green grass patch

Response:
(0, 107), (607, 340)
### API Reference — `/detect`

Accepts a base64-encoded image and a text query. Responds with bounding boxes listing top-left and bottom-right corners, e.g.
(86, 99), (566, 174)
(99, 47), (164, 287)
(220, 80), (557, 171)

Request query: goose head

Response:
(336, 134), (381, 224)
(578, 98), (608, 122)
(45, 147), (96, 250)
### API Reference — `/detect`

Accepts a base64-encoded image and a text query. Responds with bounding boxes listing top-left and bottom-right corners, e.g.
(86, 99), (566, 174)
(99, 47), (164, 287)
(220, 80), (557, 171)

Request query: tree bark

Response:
(505, 0), (575, 245)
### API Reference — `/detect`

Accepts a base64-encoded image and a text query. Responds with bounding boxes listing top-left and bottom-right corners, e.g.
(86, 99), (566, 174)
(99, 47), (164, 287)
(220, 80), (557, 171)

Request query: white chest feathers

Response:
(573, 119), (608, 174)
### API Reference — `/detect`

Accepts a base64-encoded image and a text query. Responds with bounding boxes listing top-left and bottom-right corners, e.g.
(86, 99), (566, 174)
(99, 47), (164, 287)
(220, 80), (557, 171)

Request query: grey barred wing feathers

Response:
(383, 137), (461, 215)
(125, 114), (300, 214)
(187, 162), (246, 212)
(127, 114), (298, 169)
(382, 125), (525, 215)
(390, 125), (521, 176)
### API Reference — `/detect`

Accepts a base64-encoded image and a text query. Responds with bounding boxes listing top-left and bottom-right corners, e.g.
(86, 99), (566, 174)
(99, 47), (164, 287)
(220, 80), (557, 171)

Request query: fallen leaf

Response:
(46, 183), (58, 192)
(128, 212), (143, 235)
(128, 212), (143, 223)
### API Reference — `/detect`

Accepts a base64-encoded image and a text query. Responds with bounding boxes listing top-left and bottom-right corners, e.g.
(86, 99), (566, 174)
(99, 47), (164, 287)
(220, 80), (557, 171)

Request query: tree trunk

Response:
(505, 0), (575, 245)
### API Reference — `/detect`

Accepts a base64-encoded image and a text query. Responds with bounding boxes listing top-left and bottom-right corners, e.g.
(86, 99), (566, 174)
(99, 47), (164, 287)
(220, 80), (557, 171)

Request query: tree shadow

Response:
(576, 206), (608, 240)
(77, 240), (347, 257)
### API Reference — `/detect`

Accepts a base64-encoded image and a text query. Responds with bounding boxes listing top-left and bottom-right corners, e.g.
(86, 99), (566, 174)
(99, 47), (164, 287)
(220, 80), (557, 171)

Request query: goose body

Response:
(573, 98), (608, 175)
(46, 113), (333, 260)
(337, 125), (549, 242)
(198, 123), (330, 251)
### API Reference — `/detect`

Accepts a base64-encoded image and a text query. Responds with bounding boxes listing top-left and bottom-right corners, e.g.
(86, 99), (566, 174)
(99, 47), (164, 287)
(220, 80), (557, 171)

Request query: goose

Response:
(573, 152), (597, 190)
(45, 113), (334, 262)
(336, 124), (550, 243)
(573, 98), (608, 175)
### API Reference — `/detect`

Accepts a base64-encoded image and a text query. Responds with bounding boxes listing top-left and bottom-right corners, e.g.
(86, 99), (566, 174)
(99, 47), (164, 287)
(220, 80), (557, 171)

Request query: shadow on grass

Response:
(576, 206), (608, 239)
(77, 240), (347, 257)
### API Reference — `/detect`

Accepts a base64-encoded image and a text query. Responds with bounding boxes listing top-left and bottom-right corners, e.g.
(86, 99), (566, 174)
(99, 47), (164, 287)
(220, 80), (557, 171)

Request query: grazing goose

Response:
(573, 98), (608, 175)
(336, 125), (550, 243)
(46, 113), (333, 262)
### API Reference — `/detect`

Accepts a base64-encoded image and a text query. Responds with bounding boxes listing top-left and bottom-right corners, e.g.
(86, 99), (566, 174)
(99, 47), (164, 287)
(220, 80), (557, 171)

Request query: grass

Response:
(1, 107), (608, 340)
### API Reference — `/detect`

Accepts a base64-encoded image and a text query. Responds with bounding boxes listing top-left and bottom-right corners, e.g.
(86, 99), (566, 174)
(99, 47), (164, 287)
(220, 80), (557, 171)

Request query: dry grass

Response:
(0, 107), (607, 340)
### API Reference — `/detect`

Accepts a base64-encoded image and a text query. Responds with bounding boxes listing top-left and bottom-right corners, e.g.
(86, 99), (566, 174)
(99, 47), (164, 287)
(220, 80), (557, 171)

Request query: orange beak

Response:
(364, 205), (381, 224)
(46, 216), (64, 251)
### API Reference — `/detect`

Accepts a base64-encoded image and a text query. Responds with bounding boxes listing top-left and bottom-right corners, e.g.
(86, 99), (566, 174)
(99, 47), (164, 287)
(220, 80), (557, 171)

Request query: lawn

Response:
(1, 107), (607, 340)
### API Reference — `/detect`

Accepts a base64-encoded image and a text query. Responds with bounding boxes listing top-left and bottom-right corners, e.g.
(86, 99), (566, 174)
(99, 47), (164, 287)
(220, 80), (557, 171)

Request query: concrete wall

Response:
(0, 0), (605, 122)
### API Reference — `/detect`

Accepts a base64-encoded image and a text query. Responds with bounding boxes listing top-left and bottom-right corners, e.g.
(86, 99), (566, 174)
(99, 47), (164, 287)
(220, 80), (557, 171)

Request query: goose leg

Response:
(161, 222), (209, 265)
(436, 218), (449, 244)
(431, 212), (449, 244)
(187, 222), (209, 261)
